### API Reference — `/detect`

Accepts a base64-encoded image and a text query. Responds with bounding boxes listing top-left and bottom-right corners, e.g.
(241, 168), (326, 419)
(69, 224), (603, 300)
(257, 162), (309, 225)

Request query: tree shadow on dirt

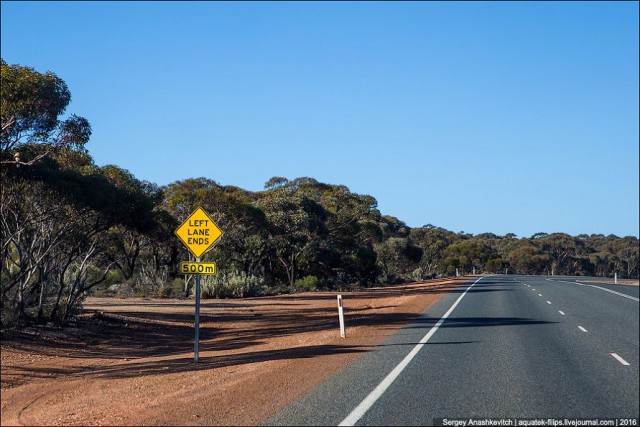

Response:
(2, 277), (534, 383)
(7, 312), (554, 382)
(0, 279), (501, 359)
(6, 344), (369, 380)
(3, 306), (431, 362)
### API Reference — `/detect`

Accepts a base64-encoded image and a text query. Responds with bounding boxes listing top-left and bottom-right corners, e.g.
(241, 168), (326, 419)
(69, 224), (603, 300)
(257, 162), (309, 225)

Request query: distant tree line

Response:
(2, 60), (638, 327)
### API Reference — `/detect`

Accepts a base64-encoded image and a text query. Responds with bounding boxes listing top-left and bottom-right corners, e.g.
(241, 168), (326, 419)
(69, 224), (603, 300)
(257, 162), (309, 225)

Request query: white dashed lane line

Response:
(538, 284), (633, 367)
(525, 282), (633, 369)
(610, 353), (630, 366)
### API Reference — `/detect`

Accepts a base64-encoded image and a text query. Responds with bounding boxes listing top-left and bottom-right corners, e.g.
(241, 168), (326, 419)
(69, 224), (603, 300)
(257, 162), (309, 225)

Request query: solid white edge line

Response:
(558, 311), (565, 315)
(338, 276), (484, 426)
(548, 280), (639, 302)
(578, 326), (588, 332)
(577, 282), (640, 302)
(610, 353), (630, 366)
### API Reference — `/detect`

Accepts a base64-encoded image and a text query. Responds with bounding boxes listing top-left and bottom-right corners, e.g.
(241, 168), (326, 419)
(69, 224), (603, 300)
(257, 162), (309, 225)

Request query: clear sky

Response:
(2, 1), (638, 237)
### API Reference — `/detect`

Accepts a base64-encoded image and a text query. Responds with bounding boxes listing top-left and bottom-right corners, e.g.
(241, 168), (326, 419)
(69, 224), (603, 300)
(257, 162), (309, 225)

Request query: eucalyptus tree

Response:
(255, 183), (327, 288)
(1, 59), (91, 166)
(539, 233), (578, 275)
(410, 226), (458, 278)
(280, 177), (382, 286)
(506, 241), (550, 275)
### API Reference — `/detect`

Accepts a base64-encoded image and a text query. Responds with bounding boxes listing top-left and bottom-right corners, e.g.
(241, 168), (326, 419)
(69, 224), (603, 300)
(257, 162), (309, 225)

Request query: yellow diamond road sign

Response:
(174, 207), (223, 258)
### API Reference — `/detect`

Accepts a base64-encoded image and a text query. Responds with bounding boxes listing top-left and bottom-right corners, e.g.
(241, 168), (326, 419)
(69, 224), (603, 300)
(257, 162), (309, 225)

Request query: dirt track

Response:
(1, 277), (467, 426)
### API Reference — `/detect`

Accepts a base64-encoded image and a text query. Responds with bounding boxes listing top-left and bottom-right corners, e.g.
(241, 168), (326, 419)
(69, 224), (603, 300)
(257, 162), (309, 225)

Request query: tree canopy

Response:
(1, 59), (91, 165)
(2, 59), (638, 328)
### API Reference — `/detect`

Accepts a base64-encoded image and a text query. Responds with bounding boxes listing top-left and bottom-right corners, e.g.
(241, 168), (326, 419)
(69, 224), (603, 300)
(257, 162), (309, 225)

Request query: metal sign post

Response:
(174, 206), (224, 363)
(194, 257), (201, 362)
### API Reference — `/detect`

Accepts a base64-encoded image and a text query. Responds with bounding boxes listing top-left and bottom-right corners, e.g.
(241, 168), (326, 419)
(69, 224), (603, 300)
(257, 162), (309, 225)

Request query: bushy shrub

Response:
(90, 270), (125, 297)
(114, 281), (134, 298)
(159, 278), (184, 298)
(200, 270), (265, 298)
(295, 275), (319, 292)
(1, 304), (20, 329)
(134, 264), (169, 296)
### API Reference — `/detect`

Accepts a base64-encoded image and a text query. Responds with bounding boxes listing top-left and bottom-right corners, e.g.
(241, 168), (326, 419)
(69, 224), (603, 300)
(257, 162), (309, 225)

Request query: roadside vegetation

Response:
(2, 60), (638, 328)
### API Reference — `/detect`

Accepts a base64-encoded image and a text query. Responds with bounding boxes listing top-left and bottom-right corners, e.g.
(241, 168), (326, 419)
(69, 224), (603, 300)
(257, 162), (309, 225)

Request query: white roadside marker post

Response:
(456, 268), (459, 278)
(473, 267), (475, 275)
(337, 295), (346, 338)
(614, 273), (617, 284)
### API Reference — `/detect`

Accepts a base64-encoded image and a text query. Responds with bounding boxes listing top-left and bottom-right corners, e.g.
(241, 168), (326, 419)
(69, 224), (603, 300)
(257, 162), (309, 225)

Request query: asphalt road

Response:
(265, 275), (639, 426)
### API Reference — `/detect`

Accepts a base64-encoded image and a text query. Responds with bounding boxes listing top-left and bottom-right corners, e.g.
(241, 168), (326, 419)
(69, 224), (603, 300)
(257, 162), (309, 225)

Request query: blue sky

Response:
(2, 1), (638, 237)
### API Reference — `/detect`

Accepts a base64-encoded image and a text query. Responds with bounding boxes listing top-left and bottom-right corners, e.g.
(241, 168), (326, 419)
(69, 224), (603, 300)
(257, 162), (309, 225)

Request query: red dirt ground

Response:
(582, 279), (639, 286)
(1, 277), (467, 426)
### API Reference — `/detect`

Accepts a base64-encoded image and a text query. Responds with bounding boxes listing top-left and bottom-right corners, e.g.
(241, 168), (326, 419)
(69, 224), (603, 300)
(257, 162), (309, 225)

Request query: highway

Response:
(265, 275), (639, 426)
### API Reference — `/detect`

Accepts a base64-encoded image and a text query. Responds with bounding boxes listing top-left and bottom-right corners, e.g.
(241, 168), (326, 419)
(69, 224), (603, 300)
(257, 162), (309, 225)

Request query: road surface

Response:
(265, 275), (639, 425)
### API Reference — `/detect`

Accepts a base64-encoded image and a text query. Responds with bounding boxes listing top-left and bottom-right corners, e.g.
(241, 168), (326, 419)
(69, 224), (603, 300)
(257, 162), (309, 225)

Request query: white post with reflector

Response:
(337, 295), (346, 338)
(615, 273), (617, 284)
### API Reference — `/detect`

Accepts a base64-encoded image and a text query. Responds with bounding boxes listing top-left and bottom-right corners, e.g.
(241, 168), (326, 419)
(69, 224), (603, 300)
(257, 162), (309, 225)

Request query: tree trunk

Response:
(17, 280), (25, 319)
(289, 254), (296, 287)
(37, 275), (45, 322)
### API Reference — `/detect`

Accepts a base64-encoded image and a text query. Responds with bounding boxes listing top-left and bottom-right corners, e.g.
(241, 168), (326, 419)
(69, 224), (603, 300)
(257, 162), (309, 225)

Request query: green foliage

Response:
(200, 270), (266, 298)
(295, 275), (319, 292)
(485, 258), (504, 273)
(159, 279), (184, 298)
(1, 63), (159, 326)
(1, 59), (91, 165)
(264, 176), (289, 189)
(508, 243), (550, 275)
(375, 237), (422, 284)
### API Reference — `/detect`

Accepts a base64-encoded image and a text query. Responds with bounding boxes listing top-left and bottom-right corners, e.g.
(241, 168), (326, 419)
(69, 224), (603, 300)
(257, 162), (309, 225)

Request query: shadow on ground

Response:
(2, 278), (544, 383)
